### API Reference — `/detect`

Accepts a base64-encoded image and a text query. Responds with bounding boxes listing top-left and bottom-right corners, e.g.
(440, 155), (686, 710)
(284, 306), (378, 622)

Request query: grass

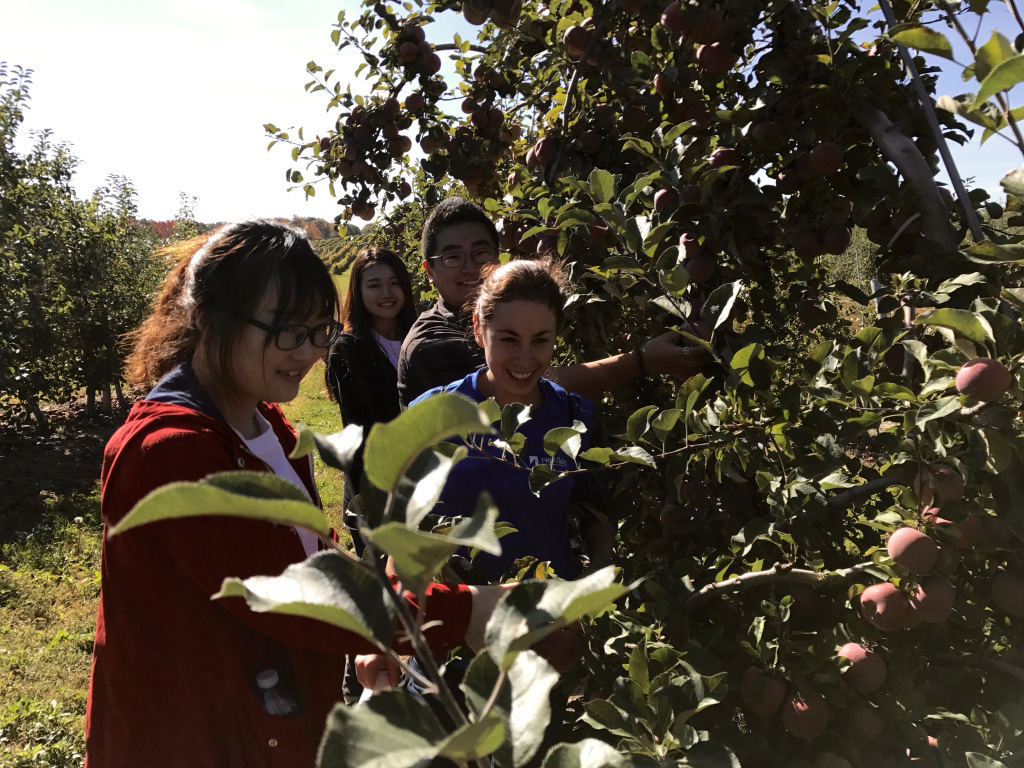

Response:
(0, 490), (102, 766)
(279, 360), (350, 541)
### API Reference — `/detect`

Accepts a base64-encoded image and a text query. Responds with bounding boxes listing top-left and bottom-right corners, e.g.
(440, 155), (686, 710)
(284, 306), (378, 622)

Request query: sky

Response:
(1, 0), (1019, 224)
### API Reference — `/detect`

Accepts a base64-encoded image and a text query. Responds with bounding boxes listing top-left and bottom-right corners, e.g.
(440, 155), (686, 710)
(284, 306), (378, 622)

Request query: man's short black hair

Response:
(420, 197), (499, 262)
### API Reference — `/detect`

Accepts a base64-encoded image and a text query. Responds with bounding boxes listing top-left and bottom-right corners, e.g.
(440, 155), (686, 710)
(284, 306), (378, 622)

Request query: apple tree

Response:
(271, 0), (1024, 764)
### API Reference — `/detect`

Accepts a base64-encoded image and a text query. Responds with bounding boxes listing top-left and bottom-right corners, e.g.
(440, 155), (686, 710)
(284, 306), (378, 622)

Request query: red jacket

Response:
(85, 364), (471, 768)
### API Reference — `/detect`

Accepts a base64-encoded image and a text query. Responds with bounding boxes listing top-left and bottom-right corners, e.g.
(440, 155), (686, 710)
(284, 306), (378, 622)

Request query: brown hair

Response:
(124, 219), (338, 393)
(472, 257), (570, 329)
(340, 247), (416, 337)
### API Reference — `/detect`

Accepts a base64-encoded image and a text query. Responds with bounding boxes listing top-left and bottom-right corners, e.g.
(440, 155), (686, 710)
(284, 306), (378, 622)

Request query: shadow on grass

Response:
(0, 401), (119, 560)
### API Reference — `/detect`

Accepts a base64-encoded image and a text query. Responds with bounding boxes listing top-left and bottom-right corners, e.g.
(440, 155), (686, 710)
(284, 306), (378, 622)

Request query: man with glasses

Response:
(397, 196), (704, 407)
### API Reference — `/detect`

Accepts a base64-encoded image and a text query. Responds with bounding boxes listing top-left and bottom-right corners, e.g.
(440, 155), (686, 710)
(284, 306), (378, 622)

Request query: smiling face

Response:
(360, 263), (405, 327)
(423, 221), (499, 310)
(474, 299), (557, 407)
(223, 285), (330, 418)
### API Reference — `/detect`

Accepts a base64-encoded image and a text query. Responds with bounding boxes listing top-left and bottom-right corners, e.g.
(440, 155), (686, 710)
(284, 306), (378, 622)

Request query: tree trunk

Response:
(101, 384), (112, 414)
(29, 401), (49, 435)
(86, 387), (96, 415)
(114, 379), (126, 412)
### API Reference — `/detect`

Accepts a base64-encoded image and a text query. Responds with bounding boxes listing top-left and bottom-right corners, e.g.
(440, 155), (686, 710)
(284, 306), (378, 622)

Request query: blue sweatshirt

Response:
(412, 368), (605, 580)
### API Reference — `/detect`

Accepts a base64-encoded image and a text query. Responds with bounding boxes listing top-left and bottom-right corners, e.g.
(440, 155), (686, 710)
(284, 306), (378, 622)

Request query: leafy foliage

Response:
(259, 0), (1024, 764)
(0, 63), (165, 426)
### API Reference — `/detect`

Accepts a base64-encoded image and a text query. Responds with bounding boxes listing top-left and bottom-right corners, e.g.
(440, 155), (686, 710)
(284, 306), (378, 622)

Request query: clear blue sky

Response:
(1, 0), (1017, 223)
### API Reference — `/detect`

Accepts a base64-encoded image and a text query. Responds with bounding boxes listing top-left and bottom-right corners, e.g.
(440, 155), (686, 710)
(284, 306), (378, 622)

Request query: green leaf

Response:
(461, 650), (559, 767)
(627, 405), (658, 442)
(107, 471), (329, 539)
(1003, 168), (1024, 200)
(972, 55), (1024, 110)
(501, 402), (532, 438)
(541, 739), (626, 768)
(730, 344), (769, 388)
(437, 712), (505, 761)
(965, 754), (1009, 768)
(364, 393), (493, 492)
(529, 464), (560, 495)
(214, 551), (395, 648)
(399, 447), (468, 528)
(543, 426), (583, 460)
(554, 208), (596, 229)
(915, 395), (962, 429)
(975, 31), (1017, 81)
(685, 741), (742, 768)
(964, 241), (1024, 264)
(309, 425), (365, 474)
(916, 307), (994, 345)
(364, 494), (501, 594)
(651, 408), (682, 441)
(317, 690), (445, 768)
(891, 23), (955, 60)
(629, 643), (650, 694)
(587, 168), (616, 204)
(702, 280), (742, 330)
(485, 567), (637, 670)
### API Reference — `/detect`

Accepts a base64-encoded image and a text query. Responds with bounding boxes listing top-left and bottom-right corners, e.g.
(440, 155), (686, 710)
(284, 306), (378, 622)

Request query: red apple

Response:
(860, 582), (912, 631)
(821, 226), (851, 255)
(740, 666), (786, 718)
(462, 1), (488, 25)
(563, 25), (588, 60)
(992, 570), (1024, 617)
(405, 91), (425, 113)
(535, 136), (558, 163)
(708, 147), (743, 168)
(910, 577), (955, 623)
(887, 527), (939, 574)
(696, 42), (739, 76)
(654, 187), (680, 213)
(679, 232), (703, 258)
(808, 141), (844, 176)
(792, 230), (821, 263)
(838, 642), (886, 694)
(955, 358), (1011, 402)
(660, 1), (685, 34)
(844, 700), (885, 741)
(684, 254), (715, 284)
(781, 692), (830, 740)
(399, 41), (419, 62)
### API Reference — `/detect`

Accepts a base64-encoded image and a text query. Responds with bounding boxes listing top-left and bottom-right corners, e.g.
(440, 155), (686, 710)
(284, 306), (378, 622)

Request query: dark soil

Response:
(0, 398), (130, 547)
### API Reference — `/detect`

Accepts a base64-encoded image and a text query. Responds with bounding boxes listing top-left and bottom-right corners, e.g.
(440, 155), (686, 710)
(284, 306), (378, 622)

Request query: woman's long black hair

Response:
(340, 247), (416, 338)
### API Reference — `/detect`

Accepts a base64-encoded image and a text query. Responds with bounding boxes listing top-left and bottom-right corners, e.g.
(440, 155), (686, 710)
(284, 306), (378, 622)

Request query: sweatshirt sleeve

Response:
(102, 426), (472, 657)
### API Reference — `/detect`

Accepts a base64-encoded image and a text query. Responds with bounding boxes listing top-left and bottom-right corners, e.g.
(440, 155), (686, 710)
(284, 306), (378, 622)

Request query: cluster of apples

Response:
(740, 641), (885, 742)
(461, 0), (523, 28)
(859, 462), (1023, 633)
(391, 23), (442, 76)
(322, 98), (417, 220)
(742, 640), (946, 760)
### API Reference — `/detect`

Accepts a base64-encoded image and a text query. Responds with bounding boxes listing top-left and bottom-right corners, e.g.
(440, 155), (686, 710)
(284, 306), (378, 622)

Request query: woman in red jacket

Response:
(85, 220), (493, 768)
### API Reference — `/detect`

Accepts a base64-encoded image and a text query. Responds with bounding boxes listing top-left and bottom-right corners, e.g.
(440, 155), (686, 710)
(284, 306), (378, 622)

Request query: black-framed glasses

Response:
(240, 316), (342, 350)
(431, 246), (498, 269)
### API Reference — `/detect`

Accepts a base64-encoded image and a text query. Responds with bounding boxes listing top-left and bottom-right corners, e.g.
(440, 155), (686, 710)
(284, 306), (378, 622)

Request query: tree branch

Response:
(876, 0), (985, 243)
(1007, 0), (1024, 34)
(826, 476), (897, 510)
(854, 105), (961, 252)
(680, 561), (876, 614)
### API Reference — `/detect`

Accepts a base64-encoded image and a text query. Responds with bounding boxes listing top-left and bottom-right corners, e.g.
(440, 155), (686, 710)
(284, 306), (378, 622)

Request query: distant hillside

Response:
(314, 237), (361, 274)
